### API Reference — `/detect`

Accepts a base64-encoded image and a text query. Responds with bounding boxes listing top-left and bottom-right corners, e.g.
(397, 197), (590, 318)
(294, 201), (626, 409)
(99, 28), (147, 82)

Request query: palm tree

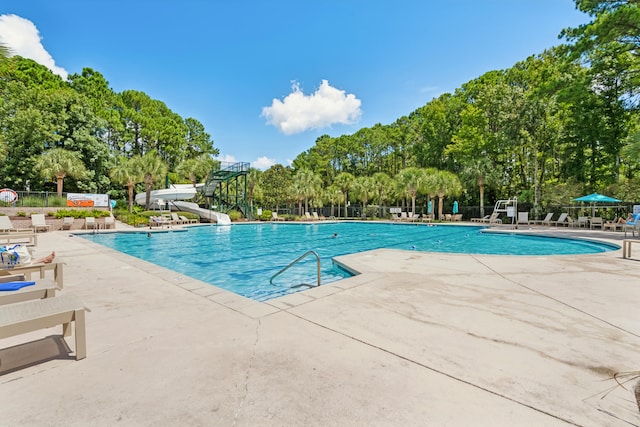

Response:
(289, 180), (306, 216)
(352, 176), (374, 218)
(294, 168), (322, 214)
(395, 167), (426, 216)
(134, 150), (168, 210)
(433, 170), (463, 220)
(110, 156), (143, 212)
(461, 158), (494, 218)
(34, 148), (87, 196)
(334, 172), (354, 218)
(324, 185), (343, 218)
(372, 172), (391, 218)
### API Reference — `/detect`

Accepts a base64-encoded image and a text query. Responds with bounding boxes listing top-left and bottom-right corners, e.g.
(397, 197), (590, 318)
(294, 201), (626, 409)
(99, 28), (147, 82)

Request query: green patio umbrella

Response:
(573, 193), (621, 217)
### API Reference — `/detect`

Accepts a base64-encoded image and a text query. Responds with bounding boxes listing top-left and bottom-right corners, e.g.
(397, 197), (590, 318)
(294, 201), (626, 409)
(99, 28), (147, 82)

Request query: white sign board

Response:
(67, 193), (109, 207)
(390, 207), (402, 214)
(506, 206), (515, 217)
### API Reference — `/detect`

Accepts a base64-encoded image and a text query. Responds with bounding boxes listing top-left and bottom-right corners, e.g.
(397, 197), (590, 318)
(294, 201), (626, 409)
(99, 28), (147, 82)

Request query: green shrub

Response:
(260, 209), (272, 221)
(16, 211), (26, 217)
(228, 210), (242, 221)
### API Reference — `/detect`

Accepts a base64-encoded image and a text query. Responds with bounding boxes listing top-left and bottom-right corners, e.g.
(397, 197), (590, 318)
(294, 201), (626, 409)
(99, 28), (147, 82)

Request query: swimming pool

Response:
(80, 222), (617, 301)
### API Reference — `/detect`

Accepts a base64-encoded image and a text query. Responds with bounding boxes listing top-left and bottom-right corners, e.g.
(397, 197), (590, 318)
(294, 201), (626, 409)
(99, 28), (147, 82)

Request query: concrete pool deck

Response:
(0, 223), (639, 426)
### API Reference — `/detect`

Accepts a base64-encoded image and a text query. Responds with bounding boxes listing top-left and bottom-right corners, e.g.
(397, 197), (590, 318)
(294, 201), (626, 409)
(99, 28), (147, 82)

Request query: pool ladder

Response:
(270, 250), (321, 288)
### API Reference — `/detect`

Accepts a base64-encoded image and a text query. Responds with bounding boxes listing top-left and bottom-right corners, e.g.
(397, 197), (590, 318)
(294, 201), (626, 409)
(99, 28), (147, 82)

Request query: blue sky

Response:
(0, 1), (588, 170)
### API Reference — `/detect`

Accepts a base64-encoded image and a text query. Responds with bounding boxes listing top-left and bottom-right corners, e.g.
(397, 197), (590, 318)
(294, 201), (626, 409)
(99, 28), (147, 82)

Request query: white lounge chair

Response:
(84, 217), (97, 230)
(0, 216), (31, 233)
(0, 277), (59, 305)
(272, 212), (284, 221)
(471, 215), (489, 223)
(577, 216), (589, 228)
(103, 215), (115, 229)
(551, 213), (569, 227)
(30, 214), (51, 233)
(0, 293), (88, 360)
(312, 212), (320, 221)
(590, 216), (604, 230)
(517, 212), (529, 225)
(180, 215), (198, 224)
(171, 213), (184, 225)
(61, 217), (74, 230)
(305, 212), (312, 221)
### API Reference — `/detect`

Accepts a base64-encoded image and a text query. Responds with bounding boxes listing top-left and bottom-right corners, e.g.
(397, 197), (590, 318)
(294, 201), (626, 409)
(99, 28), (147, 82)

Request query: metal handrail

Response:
(270, 250), (321, 288)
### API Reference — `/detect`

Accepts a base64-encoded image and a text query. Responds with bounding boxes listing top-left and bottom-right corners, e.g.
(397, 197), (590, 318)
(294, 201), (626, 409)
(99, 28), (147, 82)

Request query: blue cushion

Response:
(0, 281), (36, 291)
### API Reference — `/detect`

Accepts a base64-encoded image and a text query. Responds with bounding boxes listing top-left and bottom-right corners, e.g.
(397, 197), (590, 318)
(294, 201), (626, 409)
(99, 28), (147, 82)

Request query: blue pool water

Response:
(80, 222), (617, 301)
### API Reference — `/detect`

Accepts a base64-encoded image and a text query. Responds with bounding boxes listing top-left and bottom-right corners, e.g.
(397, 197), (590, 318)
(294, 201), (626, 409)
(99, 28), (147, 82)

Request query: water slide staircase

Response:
(201, 162), (250, 218)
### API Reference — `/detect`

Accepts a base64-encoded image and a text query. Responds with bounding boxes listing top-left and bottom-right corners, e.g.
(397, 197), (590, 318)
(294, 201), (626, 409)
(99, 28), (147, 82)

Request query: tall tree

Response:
(395, 167), (426, 216)
(34, 148), (87, 196)
(110, 156), (142, 212)
(334, 172), (355, 218)
(134, 150), (168, 210)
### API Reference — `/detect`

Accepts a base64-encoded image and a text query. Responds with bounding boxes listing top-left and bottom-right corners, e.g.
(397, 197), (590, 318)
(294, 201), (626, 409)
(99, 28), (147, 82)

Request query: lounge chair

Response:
(312, 212), (320, 221)
(0, 293), (89, 360)
(305, 212), (312, 221)
(453, 214), (462, 222)
(517, 212), (529, 225)
(30, 214), (51, 233)
(471, 215), (489, 223)
(530, 213), (552, 226)
(61, 217), (74, 230)
(179, 215), (198, 224)
(551, 213), (569, 227)
(623, 213), (640, 237)
(576, 216), (589, 228)
(399, 212), (408, 221)
(103, 215), (115, 229)
(272, 212), (284, 221)
(0, 277), (59, 305)
(0, 231), (37, 246)
(486, 212), (502, 225)
(170, 213), (184, 225)
(0, 216), (31, 233)
(1, 261), (64, 289)
(444, 214), (452, 221)
(84, 217), (97, 230)
(421, 214), (434, 223)
(589, 216), (604, 230)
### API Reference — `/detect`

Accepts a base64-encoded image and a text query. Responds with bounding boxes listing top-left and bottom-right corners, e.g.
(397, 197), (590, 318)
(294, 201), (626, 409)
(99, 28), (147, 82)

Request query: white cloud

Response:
(215, 154), (237, 164)
(0, 14), (68, 80)
(252, 156), (275, 170)
(262, 80), (362, 135)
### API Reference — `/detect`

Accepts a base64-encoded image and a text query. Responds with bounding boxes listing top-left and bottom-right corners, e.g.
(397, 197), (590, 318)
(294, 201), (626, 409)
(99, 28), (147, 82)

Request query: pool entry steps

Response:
(270, 250), (322, 288)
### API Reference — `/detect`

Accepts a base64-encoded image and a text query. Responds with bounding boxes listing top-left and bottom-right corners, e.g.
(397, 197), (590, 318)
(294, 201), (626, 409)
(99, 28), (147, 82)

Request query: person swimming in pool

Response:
(331, 233), (338, 238)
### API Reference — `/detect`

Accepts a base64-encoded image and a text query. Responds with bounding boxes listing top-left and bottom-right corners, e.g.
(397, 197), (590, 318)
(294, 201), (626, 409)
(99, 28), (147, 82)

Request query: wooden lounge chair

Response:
(31, 214), (51, 233)
(0, 277), (59, 305)
(0, 293), (88, 360)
